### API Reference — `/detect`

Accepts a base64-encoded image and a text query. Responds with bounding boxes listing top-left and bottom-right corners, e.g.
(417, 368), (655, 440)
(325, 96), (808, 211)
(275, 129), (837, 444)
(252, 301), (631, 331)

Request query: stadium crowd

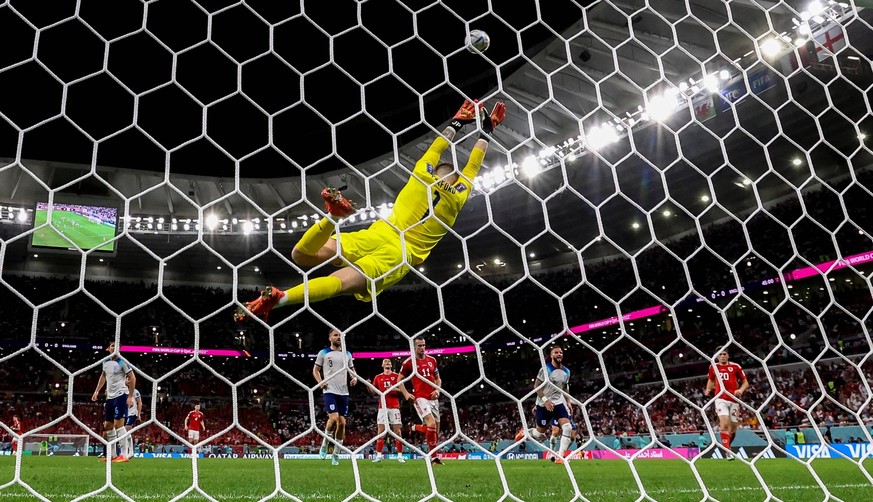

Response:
(1, 333), (870, 451)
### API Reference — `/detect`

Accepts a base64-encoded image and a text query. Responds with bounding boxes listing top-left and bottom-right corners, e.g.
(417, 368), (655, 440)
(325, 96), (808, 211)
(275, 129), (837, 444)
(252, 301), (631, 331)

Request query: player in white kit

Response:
(91, 341), (136, 462)
(313, 329), (358, 465)
(123, 374), (142, 460)
(515, 346), (574, 463)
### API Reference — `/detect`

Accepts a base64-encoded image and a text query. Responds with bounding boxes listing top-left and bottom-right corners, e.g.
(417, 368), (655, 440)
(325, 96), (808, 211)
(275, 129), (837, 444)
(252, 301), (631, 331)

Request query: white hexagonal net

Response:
(1, 1), (872, 501)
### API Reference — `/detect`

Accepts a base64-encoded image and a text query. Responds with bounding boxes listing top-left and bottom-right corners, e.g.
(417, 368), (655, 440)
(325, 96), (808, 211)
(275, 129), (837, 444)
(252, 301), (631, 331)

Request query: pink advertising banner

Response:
(547, 448), (700, 460)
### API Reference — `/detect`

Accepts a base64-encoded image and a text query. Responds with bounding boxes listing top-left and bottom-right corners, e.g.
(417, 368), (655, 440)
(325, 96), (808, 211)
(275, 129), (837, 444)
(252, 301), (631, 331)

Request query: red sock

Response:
(376, 438), (385, 453)
(414, 424), (428, 435)
(720, 431), (731, 449)
(426, 427), (437, 452)
(395, 440), (403, 454)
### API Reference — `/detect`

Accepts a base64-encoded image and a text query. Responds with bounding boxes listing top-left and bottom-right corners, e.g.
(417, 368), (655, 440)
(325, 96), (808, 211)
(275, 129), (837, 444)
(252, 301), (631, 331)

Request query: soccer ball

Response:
(466, 29), (490, 53)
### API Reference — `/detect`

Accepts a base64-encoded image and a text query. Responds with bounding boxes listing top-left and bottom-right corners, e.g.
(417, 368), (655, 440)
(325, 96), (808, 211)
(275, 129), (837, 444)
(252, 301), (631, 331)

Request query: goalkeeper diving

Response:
(235, 98), (506, 321)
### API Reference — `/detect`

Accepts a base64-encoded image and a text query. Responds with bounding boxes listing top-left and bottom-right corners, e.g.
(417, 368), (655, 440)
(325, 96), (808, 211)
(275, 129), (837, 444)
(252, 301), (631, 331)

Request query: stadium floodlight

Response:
(760, 37), (783, 57)
(645, 95), (677, 122)
(242, 221), (254, 235)
(538, 146), (556, 159)
(182, 223), (190, 231)
(378, 204), (391, 218)
(719, 69), (730, 80)
(703, 74), (720, 92)
(521, 155), (541, 178)
(586, 124), (619, 150)
(205, 214), (219, 231)
(17, 209), (26, 222)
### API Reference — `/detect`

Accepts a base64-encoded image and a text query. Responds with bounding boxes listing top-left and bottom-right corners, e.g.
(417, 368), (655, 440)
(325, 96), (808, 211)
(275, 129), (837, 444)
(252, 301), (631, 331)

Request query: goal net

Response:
(22, 435), (90, 457)
(0, 0), (872, 501)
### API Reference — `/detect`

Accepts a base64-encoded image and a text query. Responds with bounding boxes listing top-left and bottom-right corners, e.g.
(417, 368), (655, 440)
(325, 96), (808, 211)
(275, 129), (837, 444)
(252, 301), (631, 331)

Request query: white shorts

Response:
(715, 398), (740, 423)
(413, 398), (439, 422)
(188, 430), (200, 441)
(377, 408), (402, 426)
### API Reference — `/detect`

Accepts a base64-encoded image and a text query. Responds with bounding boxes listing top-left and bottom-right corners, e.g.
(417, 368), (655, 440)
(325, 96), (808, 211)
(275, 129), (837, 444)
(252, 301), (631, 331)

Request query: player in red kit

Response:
(184, 403), (206, 456)
(400, 338), (443, 464)
(704, 350), (749, 458)
(368, 358), (412, 462)
(11, 415), (21, 453)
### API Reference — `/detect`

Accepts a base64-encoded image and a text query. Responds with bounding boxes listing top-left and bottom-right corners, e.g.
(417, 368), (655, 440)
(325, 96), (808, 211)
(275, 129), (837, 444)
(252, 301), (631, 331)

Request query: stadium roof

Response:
(0, 0), (871, 281)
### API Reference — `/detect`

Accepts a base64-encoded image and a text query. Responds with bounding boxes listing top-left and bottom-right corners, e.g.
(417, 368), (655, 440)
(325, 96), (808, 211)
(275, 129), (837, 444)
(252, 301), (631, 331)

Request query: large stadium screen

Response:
(31, 202), (119, 252)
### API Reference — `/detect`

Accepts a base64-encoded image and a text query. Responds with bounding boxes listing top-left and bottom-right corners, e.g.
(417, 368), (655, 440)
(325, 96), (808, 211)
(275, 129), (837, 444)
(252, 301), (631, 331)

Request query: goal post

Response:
(21, 434), (90, 457)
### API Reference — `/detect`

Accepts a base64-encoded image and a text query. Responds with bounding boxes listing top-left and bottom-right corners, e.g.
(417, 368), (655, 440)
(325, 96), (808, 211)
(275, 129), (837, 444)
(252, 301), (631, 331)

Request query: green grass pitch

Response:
(1, 457), (871, 501)
(32, 210), (116, 252)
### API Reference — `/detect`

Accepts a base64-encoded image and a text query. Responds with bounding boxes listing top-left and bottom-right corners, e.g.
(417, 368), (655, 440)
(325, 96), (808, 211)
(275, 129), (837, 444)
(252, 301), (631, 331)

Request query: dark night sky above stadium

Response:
(0, 0), (593, 179)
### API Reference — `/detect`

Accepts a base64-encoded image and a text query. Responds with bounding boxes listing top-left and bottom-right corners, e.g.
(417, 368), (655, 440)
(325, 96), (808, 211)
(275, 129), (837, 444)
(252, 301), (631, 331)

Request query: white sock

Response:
(550, 436), (558, 450)
(105, 429), (117, 459)
(528, 428), (544, 440)
(126, 433), (134, 458)
(115, 428), (127, 457)
(558, 423), (573, 455)
(322, 431), (334, 452)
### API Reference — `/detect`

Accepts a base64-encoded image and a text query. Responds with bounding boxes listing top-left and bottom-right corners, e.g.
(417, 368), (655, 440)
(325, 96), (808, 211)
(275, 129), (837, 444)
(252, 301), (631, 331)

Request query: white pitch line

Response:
(583, 483), (873, 496)
(1, 484), (871, 501)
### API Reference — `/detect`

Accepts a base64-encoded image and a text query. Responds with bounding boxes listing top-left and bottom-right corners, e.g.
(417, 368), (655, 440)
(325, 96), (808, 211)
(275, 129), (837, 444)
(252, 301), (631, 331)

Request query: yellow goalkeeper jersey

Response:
(369, 136), (485, 264)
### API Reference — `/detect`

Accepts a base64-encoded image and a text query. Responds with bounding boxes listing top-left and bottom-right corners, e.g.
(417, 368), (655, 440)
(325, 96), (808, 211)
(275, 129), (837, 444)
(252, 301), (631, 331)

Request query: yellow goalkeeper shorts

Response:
(330, 226), (411, 302)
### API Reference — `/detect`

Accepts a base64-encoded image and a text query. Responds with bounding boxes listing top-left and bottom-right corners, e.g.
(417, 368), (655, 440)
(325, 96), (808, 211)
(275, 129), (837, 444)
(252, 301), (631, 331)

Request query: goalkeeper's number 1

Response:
(420, 189), (441, 222)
